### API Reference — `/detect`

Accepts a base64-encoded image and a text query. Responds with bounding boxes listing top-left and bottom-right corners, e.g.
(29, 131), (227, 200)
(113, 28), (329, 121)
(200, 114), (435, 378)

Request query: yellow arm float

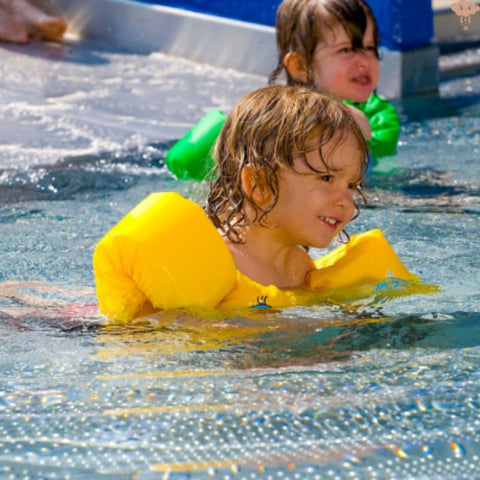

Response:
(309, 229), (418, 290)
(94, 193), (427, 320)
(93, 192), (237, 321)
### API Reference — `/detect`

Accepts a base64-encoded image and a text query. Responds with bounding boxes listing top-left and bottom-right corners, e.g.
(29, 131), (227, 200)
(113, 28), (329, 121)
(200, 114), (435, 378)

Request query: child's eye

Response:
(338, 47), (351, 54)
(348, 182), (360, 190)
(320, 174), (333, 182)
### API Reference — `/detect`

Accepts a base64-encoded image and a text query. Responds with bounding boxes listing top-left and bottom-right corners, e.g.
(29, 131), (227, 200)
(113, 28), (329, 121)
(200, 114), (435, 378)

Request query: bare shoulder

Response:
(343, 104), (372, 140)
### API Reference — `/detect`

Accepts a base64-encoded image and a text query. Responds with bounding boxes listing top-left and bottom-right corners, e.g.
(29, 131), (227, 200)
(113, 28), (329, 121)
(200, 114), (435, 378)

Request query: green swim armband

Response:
(165, 110), (227, 181)
(345, 93), (400, 164)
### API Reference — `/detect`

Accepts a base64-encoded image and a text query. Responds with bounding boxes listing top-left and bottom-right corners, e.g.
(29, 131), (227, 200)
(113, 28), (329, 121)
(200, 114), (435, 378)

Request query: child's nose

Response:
(333, 186), (354, 207)
(355, 51), (369, 66)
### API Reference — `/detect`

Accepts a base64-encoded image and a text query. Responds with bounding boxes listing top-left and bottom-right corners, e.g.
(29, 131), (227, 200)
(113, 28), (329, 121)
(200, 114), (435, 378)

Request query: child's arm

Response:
(344, 94), (400, 164)
(342, 104), (372, 140)
(165, 110), (226, 181)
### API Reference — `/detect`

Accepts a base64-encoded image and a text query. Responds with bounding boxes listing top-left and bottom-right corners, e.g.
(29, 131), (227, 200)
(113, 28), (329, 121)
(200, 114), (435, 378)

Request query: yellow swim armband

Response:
(94, 193), (428, 321)
(93, 192), (237, 321)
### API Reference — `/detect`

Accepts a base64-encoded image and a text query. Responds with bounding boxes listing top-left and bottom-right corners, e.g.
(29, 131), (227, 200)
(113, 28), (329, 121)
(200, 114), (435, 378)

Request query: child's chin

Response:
(349, 91), (373, 103)
(312, 239), (334, 250)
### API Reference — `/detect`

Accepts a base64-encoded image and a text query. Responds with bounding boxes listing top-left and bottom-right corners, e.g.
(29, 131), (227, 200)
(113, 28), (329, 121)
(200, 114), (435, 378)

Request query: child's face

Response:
(310, 18), (379, 102)
(269, 132), (363, 249)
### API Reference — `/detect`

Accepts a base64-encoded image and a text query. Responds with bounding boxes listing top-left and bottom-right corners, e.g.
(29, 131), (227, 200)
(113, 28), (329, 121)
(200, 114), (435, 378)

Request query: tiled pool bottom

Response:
(0, 38), (480, 479)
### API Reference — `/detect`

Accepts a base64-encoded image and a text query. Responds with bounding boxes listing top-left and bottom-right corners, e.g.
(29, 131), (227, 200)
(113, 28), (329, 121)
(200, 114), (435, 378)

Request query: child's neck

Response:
(225, 227), (315, 288)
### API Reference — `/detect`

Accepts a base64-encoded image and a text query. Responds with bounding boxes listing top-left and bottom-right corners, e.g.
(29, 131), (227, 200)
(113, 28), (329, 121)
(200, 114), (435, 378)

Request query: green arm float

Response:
(344, 93), (400, 164)
(165, 110), (227, 181)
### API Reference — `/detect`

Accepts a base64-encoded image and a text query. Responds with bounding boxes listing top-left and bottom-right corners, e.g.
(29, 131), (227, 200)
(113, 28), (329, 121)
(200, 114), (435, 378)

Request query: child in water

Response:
(166, 0), (398, 180)
(94, 84), (426, 321)
(206, 85), (368, 288)
(3, 85), (425, 320)
(269, 0), (399, 161)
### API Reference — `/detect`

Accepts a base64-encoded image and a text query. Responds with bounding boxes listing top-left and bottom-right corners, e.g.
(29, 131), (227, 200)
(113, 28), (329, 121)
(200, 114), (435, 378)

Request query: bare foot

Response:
(31, 15), (66, 41)
(0, 0), (66, 42)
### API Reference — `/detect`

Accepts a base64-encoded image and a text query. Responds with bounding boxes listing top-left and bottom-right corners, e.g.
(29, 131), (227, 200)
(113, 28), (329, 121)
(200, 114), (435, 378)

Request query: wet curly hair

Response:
(205, 85), (369, 244)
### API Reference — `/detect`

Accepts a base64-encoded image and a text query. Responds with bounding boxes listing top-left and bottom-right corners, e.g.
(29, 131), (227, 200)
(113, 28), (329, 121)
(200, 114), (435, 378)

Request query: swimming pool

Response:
(0, 38), (479, 479)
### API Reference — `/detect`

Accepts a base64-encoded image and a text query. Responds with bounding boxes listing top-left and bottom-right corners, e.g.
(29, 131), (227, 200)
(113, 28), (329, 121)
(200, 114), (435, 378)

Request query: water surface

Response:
(0, 38), (479, 479)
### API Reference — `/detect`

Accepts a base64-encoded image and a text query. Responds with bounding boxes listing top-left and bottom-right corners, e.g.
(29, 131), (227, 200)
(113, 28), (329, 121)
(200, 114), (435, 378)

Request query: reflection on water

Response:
(1, 297), (480, 479)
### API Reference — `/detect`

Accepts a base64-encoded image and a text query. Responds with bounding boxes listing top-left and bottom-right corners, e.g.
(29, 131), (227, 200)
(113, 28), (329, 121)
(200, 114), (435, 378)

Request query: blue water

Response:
(0, 39), (479, 479)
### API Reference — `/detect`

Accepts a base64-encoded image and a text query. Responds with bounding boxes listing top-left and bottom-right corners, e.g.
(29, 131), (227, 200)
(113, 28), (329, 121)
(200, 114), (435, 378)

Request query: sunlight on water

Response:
(0, 31), (479, 480)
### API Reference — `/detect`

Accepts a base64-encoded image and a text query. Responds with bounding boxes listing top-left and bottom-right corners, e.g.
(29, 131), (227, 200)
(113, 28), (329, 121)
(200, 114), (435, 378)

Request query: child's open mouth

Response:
(352, 75), (371, 85)
(319, 215), (339, 228)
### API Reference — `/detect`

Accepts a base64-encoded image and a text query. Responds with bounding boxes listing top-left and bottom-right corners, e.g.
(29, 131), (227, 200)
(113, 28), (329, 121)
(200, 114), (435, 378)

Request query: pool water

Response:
(0, 39), (479, 479)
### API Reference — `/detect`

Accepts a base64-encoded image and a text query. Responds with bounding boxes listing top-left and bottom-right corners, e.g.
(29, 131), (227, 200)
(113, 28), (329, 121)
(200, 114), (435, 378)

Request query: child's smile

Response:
(269, 132), (364, 250)
(319, 215), (339, 227)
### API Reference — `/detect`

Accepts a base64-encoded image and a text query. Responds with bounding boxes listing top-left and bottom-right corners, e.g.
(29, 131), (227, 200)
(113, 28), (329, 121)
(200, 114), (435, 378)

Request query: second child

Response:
(269, 0), (399, 162)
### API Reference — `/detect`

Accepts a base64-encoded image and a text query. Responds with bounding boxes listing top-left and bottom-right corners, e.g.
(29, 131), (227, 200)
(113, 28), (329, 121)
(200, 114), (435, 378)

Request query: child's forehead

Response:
(290, 147), (365, 183)
(312, 4), (373, 39)
(297, 130), (361, 157)
(318, 21), (350, 44)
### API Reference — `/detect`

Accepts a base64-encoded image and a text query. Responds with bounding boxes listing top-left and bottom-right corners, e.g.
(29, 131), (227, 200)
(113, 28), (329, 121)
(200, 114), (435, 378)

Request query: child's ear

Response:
(283, 52), (308, 83)
(241, 165), (270, 205)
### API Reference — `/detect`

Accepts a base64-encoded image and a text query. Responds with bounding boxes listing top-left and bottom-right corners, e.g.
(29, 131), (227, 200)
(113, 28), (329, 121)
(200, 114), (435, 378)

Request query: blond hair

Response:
(205, 85), (368, 244)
